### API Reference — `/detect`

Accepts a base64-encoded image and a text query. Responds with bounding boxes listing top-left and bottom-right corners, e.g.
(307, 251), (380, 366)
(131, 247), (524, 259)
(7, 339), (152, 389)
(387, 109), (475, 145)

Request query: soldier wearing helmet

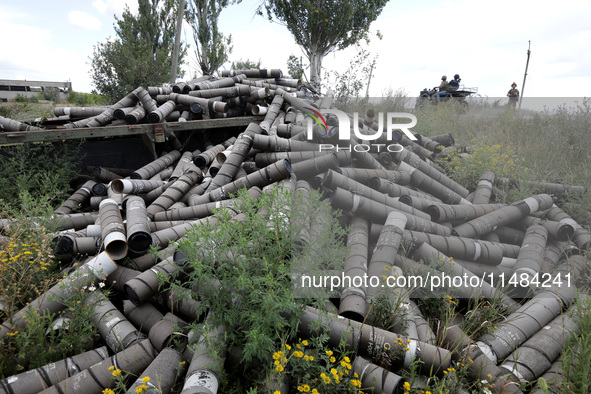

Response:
(448, 74), (461, 92)
(435, 75), (449, 102)
(507, 82), (519, 108)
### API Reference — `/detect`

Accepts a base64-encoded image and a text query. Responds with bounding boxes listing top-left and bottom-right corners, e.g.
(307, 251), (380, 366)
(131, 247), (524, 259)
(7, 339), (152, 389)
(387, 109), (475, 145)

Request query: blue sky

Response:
(1, 0), (590, 99)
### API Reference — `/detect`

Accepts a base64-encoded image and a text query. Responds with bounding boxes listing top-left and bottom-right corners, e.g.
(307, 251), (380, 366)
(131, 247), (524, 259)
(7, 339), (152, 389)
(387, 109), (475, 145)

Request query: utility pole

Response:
(171, 0), (186, 84)
(518, 41), (531, 109)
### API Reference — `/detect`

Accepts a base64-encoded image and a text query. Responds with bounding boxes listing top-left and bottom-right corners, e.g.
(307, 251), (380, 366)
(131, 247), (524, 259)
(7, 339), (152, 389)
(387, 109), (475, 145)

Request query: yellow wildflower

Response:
(112, 369), (122, 377)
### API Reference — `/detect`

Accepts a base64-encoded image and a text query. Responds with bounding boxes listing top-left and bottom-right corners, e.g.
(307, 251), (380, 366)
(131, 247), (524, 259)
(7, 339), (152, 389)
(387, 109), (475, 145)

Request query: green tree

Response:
(90, 0), (186, 102)
(186, 0), (238, 76)
(286, 54), (305, 80)
(259, 0), (388, 91)
(230, 58), (262, 70)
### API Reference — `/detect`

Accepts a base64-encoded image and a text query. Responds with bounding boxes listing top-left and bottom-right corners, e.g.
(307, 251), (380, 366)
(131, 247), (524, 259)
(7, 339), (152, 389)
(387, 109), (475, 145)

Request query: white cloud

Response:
(92, 0), (137, 17)
(68, 11), (102, 30)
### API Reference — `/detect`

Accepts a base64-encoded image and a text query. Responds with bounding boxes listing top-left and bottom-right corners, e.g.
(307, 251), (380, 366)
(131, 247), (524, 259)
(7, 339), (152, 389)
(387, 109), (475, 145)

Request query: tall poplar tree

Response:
(259, 0), (388, 90)
(90, 0), (186, 102)
(186, 0), (238, 76)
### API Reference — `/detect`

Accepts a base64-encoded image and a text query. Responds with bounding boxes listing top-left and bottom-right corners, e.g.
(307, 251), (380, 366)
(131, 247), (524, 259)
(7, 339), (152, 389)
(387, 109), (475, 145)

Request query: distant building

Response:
(0, 79), (72, 102)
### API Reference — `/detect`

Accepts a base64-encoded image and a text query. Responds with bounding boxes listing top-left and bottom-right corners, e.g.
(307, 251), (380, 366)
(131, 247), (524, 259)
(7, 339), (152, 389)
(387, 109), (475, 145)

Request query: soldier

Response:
(507, 82), (519, 108)
(435, 75), (449, 103)
(448, 74), (461, 92)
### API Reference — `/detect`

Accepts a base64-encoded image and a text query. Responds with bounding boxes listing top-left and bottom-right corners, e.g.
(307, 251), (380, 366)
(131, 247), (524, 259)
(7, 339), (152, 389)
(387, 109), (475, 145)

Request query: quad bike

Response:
(415, 86), (478, 111)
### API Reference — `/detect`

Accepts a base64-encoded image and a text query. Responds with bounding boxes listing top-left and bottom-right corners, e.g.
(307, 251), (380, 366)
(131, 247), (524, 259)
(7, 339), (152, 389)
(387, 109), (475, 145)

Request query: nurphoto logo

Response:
(301, 106), (418, 152)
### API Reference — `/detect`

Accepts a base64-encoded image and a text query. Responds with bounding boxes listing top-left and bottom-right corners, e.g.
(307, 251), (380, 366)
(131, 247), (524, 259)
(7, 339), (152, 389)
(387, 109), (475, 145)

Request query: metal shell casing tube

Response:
(323, 169), (431, 220)
(472, 171), (495, 204)
(299, 307), (452, 376)
(452, 194), (554, 239)
(426, 203), (506, 223)
(85, 291), (145, 352)
(329, 187), (451, 236)
(146, 171), (202, 218)
(125, 196), (152, 255)
(365, 211), (407, 302)
(181, 324), (226, 394)
(131, 150), (181, 180)
(0, 252), (119, 337)
(352, 356), (405, 394)
(38, 339), (156, 394)
(99, 198), (128, 259)
(500, 312), (580, 383)
(0, 347), (109, 394)
(441, 325), (522, 393)
(148, 312), (189, 352)
(207, 132), (255, 192)
(111, 179), (165, 194)
(189, 159), (292, 206)
(54, 180), (96, 214)
(338, 216), (370, 321)
(126, 347), (186, 394)
(136, 87), (158, 114)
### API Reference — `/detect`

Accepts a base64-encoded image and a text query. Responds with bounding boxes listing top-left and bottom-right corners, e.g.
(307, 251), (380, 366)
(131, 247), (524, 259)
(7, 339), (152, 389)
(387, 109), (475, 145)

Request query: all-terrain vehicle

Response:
(415, 86), (478, 110)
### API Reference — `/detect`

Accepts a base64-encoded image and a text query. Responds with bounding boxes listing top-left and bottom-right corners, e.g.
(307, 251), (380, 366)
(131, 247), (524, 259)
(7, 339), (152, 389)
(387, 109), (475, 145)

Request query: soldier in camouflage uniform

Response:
(507, 82), (519, 108)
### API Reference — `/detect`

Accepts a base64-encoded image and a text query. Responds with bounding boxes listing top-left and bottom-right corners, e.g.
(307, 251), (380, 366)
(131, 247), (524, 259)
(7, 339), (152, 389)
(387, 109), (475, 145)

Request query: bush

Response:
(0, 142), (81, 214)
